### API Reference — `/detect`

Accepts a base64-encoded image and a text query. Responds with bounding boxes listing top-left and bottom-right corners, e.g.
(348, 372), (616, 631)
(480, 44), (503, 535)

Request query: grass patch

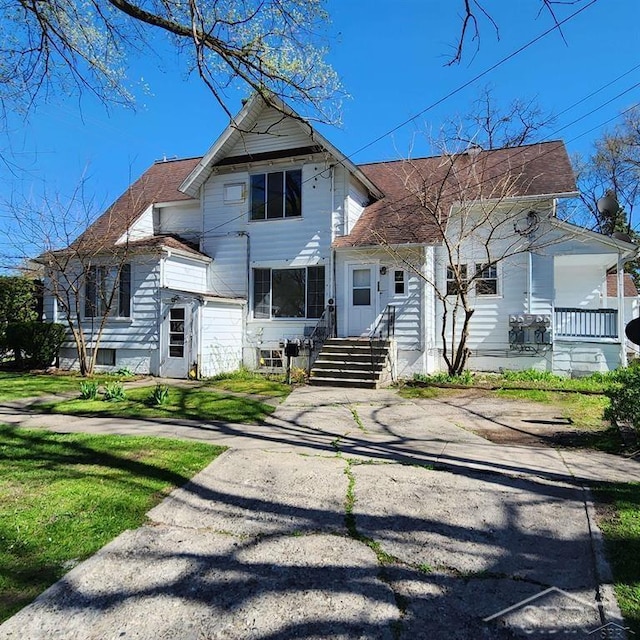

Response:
(206, 370), (291, 398)
(0, 371), (135, 402)
(594, 483), (640, 635)
(497, 389), (609, 427)
(410, 369), (612, 394)
(37, 385), (280, 424)
(0, 425), (224, 623)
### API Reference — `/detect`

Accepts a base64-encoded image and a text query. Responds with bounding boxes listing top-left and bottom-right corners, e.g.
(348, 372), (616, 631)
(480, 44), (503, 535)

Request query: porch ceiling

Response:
(554, 253), (617, 269)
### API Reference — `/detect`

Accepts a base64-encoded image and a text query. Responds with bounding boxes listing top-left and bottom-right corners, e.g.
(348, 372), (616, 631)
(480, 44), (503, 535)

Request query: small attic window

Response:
(224, 183), (245, 203)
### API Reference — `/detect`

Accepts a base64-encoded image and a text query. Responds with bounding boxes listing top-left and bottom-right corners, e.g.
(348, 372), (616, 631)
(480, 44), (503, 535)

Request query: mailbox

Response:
(285, 342), (300, 358)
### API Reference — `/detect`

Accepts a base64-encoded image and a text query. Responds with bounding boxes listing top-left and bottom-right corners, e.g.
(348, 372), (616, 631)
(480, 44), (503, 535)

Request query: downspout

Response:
(197, 297), (203, 379)
(527, 251), (533, 314)
(241, 231), (250, 367)
(329, 165), (336, 302)
(422, 246), (428, 375)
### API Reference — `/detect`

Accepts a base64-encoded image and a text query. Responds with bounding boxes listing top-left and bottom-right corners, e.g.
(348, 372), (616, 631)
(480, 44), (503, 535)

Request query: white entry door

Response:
(347, 264), (378, 336)
(161, 305), (190, 378)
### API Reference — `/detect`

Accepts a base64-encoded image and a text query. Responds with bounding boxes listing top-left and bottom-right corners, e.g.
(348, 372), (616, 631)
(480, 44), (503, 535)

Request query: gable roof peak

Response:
(179, 92), (383, 200)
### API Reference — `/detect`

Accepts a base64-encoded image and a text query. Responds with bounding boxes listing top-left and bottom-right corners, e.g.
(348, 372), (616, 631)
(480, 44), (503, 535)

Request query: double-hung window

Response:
(85, 264), (131, 318)
(253, 266), (325, 319)
(475, 263), (498, 296)
(394, 270), (407, 295)
(250, 169), (302, 220)
(446, 265), (468, 296)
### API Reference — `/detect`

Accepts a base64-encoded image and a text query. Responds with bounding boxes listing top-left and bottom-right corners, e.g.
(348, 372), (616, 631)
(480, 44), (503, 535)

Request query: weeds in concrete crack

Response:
(343, 460), (407, 638)
(349, 405), (366, 432)
(343, 461), (401, 565)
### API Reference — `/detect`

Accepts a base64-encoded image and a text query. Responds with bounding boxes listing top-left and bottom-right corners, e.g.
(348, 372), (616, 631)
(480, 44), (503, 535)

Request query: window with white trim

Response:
(84, 264), (131, 318)
(446, 265), (467, 296)
(250, 169), (302, 220)
(475, 263), (498, 296)
(253, 266), (325, 319)
(393, 270), (406, 295)
(259, 349), (283, 369)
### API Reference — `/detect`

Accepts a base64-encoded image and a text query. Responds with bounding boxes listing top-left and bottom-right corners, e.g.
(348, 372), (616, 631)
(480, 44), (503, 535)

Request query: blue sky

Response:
(1, 0), (639, 266)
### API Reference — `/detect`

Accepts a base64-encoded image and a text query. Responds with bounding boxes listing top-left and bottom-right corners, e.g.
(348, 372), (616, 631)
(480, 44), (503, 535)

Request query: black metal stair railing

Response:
(367, 305), (396, 384)
(306, 305), (336, 375)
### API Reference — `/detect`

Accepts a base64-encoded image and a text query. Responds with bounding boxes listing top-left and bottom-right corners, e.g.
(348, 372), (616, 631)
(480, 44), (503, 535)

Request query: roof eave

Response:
(551, 218), (639, 255)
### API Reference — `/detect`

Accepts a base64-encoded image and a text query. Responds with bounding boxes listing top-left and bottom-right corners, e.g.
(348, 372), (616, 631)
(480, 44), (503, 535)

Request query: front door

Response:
(161, 305), (190, 378)
(347, 264), (378, 336)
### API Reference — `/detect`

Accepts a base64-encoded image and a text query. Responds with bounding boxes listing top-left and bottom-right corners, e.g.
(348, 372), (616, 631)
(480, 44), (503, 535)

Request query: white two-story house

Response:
(43, 94), (639, 383)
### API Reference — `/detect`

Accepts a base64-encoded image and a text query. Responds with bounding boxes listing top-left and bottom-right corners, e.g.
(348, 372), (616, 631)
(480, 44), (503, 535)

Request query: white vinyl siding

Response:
(200, 302), (243, 377)
(119, 205), (154, 243)
(345, 179), (368, 236)
(163, 255), (208, 293)
(156, 203), (201, 240)
(78, 259), (161, 352)
(227, 108), (311, 156)
(202, 164), (332, 292)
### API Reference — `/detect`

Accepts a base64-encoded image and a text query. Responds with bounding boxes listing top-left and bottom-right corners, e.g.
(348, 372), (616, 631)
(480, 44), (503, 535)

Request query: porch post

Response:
(618, 254), (628, 367)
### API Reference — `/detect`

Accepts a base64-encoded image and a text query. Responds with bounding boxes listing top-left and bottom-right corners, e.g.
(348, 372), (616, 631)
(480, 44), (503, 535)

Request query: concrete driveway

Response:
(1, 385), (639, 639)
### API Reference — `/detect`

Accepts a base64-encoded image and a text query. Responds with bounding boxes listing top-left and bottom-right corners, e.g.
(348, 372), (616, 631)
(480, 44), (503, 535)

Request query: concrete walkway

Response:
(1, 385), (639, 638)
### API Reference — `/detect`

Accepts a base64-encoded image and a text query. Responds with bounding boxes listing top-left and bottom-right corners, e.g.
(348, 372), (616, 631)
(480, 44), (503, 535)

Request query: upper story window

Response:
(250, 169), (302, 221)
(85, 264), (131, 318)
(446, 264), (467, 296)
(475, 263), (498, 296)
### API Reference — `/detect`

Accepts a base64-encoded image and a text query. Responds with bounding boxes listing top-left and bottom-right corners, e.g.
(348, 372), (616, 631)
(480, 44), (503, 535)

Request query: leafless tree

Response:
(7, 176), (140, 375)
(374, 146), (565, 376)
(1, 0), (341, 124)
(441, 87), (555, 151)
(447, 0), (591, 65)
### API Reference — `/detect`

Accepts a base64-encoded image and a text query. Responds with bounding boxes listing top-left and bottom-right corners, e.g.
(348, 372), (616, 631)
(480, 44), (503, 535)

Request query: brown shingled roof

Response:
(335, 141), (576, 248)
(127, 235), (210, 259)
(72, 157), (201, 250)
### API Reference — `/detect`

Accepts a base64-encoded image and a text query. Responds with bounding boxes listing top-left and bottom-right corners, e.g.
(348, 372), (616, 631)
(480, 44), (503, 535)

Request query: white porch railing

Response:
(554, 307), (618, 339)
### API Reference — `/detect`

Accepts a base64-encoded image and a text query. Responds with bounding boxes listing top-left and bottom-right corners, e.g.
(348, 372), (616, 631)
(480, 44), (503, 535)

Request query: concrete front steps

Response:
(309, 338), (391, 389)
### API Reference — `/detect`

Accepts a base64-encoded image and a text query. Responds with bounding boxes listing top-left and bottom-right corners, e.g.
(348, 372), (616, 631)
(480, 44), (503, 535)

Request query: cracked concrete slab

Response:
(351, 462), (595, 589)
(387, 569), (602, 639)
(1, 384), (637, 639)
(0, 527), (399, 640)
(149, 449), (348, 535)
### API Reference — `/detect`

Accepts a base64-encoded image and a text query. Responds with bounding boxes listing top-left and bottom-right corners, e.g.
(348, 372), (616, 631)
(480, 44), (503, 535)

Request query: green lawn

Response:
(594, 483), (640, 635)
(0, 372), (116, 401)
(0, 425), (225, 623)
(36, 384), (285, 423)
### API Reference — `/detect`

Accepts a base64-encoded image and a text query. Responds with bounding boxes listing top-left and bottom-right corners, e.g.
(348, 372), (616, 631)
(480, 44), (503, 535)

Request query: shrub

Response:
(604, 366), (640, 430)
(0, 276), (38, 358)
(103, 381), (126, 402)
(6, 322), (66, 368)
(149, 383), (169, 406)
(79, 380), (99, 400)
